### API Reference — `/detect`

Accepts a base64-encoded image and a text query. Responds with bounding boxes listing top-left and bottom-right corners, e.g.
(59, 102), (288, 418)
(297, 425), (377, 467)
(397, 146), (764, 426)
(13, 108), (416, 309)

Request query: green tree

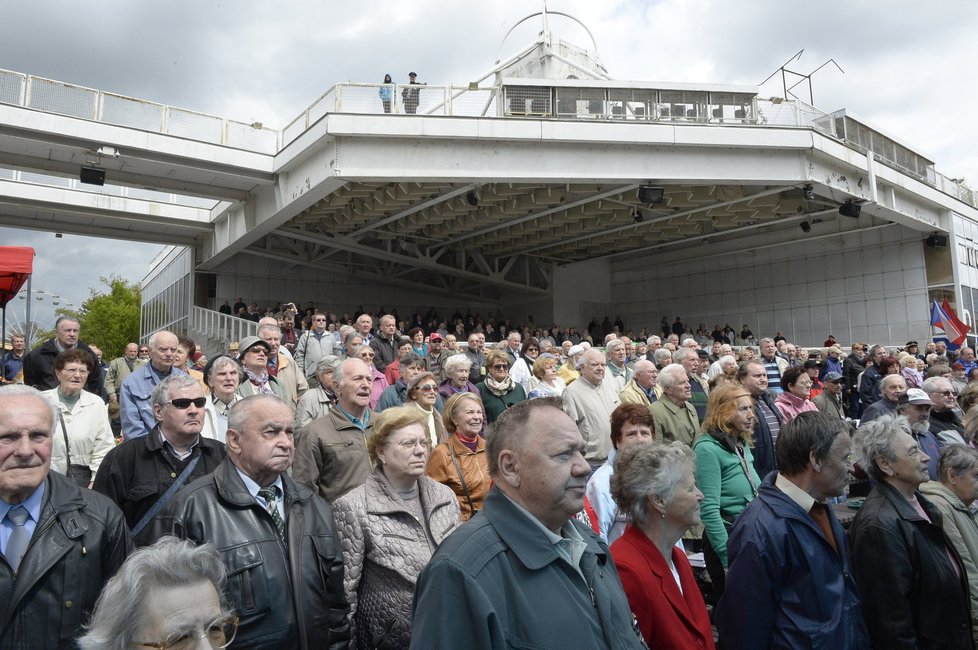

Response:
(58, 276), (141, 358)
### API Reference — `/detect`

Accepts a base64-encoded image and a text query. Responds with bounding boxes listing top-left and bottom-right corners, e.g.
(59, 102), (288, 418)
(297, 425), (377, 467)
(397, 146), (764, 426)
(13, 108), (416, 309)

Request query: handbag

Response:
(59, 412), (92, 487)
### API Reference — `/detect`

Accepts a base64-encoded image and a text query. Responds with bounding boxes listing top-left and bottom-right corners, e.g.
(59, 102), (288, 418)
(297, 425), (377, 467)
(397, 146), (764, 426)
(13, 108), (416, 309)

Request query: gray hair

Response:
(759, 337), (775, 346)
(315, 354), (342, 376)
(611, 442), (694, 527)
(718, 354), (737, 367)
(77, 536), (228, 650)
(938, 444), (978, 483)
(147, 329), (176, 350)
(657, 363), (687, 389)
(653, 348), (672, 366)
(0, 384), (57, 431)
(257, 323), (282, 338)
(672, 347), (694, 364)
(399, 351), (425, 369)
(206, 356), (243, 386)
(605, 340), (625, 354)
(922, 376), (951, 394)
(333, 357), (368, 390)
(151, 374), (202, 409)
(443, 353), (472, 375)
(852, 414), (911, 482)
(227, 394), (290, 432)
(879, 374), (906, 391)
(342, 329), (364, 348)
(646, 335), (661, 346)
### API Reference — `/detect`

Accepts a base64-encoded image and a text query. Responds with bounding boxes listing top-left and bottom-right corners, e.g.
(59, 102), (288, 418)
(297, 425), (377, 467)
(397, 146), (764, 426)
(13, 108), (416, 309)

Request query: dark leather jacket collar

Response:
(212, 457), (313, 509)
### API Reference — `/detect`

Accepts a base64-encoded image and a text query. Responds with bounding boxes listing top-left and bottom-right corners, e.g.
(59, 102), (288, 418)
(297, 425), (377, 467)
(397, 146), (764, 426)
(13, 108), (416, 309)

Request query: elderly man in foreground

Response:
(718, 411), (869, 648)
(0, 385), (131, 648)
(150, 394), (350, 650)
(411, 398), (646, 649)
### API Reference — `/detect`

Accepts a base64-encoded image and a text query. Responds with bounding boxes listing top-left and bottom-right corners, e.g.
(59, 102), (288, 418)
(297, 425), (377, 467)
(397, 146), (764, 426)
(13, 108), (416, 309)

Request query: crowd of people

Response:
(4, 304), (978, 648)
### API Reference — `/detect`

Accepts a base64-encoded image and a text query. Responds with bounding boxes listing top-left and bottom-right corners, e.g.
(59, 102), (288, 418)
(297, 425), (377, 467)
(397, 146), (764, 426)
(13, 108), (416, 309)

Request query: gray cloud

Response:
(1, 0), (974, 319)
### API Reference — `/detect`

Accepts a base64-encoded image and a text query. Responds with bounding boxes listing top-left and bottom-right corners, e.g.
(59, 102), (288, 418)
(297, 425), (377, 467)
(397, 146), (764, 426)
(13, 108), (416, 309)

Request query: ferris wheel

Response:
(5, 288), (76, 345)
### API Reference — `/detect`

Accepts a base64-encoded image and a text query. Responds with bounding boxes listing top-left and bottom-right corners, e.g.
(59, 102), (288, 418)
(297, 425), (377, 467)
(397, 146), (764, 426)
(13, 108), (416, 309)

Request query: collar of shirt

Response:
(235, 467), (286, 519)
(0, 481), (45, 528)
(158, 427), (200, 461)
(775, 472), (816, 512)
(335, 404), (370, 430)
(500, 492), (588, 568)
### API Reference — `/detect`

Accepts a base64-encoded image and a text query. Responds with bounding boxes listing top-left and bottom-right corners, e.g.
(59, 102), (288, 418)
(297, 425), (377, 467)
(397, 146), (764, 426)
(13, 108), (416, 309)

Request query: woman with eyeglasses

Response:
(78, 536), (238, 650)
(405, 371), (446, 448)
(694, 383), (761, 596)
(353, 344), (389, 410)
(774, 366), (819, 423)
(526, 354), (566, 399)
(41, 349), (114, 487)
(427, 392), (490, 521)
(509, 336), (541, 393)
(333, 407), (461, 649)
(478, 349), (527, 424)
(235, 336), (287, 401)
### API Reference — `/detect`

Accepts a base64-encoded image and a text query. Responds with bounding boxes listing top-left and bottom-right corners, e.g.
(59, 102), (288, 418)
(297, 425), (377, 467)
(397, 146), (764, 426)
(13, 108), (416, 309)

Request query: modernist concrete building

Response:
(1, 12), (975, 348)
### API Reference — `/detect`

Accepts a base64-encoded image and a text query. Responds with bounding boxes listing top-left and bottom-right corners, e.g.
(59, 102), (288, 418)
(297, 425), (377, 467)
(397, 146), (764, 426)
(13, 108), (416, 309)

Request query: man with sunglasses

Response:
(95, 374), (226, 540)
(923, 376), (966, 448)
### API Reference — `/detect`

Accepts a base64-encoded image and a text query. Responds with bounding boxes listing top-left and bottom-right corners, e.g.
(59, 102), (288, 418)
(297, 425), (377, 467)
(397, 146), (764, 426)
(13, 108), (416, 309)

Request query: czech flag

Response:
(931, 298), (971, 350)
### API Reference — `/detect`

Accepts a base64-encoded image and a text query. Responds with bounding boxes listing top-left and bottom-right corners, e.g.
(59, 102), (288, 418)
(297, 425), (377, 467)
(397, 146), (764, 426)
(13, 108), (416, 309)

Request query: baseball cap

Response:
(823, 372), (843, 382)
(897, 388), (933, 408)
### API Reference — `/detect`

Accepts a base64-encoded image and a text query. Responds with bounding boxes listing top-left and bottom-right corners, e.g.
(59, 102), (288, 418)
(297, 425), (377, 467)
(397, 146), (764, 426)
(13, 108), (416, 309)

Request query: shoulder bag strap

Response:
(131, 454), (201, 537)
(58, 412), (72, 468)
(448, 441), (476, 514)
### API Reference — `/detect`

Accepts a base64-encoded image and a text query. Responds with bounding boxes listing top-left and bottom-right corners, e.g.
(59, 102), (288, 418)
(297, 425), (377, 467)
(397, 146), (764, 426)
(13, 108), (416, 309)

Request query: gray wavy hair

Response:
(77, 537), (229, 650)
(611, 442), (694, 527)
(852, 413), (911, 482)
(443, 353), (473, 375)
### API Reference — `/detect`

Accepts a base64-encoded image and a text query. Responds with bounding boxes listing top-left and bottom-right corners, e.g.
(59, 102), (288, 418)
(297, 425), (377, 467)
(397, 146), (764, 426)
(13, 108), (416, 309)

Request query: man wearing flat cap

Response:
(812, 371), (845, 419)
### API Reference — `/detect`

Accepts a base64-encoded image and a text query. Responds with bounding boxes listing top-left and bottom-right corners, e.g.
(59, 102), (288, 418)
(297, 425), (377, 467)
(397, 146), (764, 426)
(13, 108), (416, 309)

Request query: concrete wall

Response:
(611, 224), (931, 347)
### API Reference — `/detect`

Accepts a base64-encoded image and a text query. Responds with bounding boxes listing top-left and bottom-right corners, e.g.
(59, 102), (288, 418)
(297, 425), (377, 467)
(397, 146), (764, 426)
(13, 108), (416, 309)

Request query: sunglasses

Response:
(491, 364), (509, 370)
(167, 397), (207, 409)
(416, 384), (438, 392)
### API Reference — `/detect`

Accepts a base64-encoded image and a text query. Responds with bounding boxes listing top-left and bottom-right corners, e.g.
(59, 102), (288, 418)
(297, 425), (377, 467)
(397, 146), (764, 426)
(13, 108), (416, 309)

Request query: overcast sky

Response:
(2, 0), (975, 328)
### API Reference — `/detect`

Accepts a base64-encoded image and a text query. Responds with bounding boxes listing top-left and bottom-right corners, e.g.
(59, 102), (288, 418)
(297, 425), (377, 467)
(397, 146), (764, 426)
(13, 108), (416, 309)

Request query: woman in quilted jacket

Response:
(333, 406), (461, 649)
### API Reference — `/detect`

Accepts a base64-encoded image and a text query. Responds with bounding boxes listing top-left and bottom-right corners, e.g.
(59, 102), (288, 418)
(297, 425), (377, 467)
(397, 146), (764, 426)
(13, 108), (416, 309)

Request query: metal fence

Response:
(0, 68), (279, 154)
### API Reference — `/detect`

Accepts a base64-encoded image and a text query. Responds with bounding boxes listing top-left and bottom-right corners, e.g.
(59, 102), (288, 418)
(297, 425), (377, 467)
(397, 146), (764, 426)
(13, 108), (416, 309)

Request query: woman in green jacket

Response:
(693, 383), (760, 595)
(478, 348), (526, 423)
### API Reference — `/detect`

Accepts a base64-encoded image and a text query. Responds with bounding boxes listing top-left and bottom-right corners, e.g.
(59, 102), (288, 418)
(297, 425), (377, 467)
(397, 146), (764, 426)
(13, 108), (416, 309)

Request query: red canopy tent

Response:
(0, 247), (35, 356)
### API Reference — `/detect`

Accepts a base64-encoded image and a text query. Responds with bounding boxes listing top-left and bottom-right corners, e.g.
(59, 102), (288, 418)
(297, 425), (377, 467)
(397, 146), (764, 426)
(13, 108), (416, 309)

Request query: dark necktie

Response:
(4, 506), (30, 572)
(809, 503), (839, 555)
(257, 486), (286, 539)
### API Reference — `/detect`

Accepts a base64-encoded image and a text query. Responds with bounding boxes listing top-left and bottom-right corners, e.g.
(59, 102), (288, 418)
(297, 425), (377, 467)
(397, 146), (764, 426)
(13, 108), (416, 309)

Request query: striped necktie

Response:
(257, 486), (286, 539)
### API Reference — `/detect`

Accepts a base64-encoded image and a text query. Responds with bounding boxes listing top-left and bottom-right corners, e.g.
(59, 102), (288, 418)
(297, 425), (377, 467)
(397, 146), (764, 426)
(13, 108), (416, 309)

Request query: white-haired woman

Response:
(78, 536), (237, 650)
(201, 355), (242, 443)
(610, 442), (714, 650)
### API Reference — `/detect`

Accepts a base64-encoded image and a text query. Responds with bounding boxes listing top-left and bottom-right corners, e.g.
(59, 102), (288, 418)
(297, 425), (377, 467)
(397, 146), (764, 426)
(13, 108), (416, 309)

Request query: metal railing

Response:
(191, 306), (257, 349)
(0, 67), (279, 154)
(3, 64), (974, 210)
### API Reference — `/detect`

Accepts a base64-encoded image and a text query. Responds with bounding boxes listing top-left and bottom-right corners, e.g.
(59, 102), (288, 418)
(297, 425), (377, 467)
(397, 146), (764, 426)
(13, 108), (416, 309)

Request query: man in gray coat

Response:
(410, 398), (645, 649)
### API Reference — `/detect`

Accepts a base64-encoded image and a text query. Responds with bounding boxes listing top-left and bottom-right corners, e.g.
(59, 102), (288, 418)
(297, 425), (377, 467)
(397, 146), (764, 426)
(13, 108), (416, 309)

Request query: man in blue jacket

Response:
(716, 411), (869, 649)
(410, 397), (645, 649)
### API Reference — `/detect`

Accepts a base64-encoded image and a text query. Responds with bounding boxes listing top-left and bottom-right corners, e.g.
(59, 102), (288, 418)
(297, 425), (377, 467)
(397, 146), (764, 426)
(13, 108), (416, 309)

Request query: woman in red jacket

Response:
(610, 442), (716, 650)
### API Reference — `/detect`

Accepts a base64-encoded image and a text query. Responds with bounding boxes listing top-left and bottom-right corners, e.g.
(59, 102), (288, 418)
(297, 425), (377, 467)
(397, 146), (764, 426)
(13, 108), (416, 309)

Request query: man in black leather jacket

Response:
(0, 386), (132, 649)
(150, 394), (350, 650)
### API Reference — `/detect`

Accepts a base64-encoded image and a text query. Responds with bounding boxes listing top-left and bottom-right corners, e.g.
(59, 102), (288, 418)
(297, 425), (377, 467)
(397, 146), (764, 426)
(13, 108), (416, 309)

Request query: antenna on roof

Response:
(759, 49), (844, 105)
